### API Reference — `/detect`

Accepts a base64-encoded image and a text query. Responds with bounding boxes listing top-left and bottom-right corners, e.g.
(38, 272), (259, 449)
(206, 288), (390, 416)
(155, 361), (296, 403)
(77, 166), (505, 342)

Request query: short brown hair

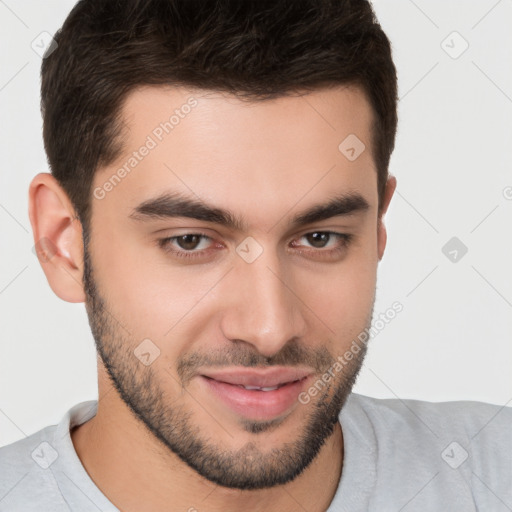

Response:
(41, 0), (397, 230)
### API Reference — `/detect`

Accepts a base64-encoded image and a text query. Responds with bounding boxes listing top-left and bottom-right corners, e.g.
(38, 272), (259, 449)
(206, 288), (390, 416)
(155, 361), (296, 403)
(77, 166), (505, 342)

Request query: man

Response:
(0, 0), (510, 510)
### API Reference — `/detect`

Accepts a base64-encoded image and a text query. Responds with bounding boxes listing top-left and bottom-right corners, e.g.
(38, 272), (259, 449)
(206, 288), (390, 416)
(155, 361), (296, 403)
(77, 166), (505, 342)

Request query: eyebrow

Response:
(129, 191), (370, 231)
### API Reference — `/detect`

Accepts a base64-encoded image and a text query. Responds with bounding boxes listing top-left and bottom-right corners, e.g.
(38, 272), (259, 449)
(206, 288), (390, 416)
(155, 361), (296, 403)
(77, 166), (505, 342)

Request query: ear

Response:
(377, 175), (397, 261)
(28, 172), (86, 303)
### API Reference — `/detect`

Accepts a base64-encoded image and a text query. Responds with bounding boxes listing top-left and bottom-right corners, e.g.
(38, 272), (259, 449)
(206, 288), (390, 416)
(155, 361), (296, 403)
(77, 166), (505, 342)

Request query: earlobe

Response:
(28, 173), (86, 303)
(377, 175), (397, 261)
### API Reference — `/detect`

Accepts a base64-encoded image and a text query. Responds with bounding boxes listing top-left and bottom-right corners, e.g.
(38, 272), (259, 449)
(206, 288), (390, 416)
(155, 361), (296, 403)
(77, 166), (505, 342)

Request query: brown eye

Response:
(296, 231), (351, 250)
(157, 233), (215, 259)
(176, 234), (203, 250)
(290, 231), (353, 261)
(305, 232), (332, 248)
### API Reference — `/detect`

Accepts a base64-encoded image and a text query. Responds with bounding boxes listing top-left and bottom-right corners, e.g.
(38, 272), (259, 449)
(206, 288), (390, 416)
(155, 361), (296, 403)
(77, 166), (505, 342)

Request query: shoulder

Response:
(340, 393), (512, 510)
(0, 400), (98, 511)
(0, 423), (54, 477)
(0, 425), (67, 511)
(344, 392), (512, 446)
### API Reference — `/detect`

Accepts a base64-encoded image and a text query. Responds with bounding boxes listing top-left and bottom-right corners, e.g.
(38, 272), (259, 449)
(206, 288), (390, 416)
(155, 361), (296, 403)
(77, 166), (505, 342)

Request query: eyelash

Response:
(157, 231), (353, 261)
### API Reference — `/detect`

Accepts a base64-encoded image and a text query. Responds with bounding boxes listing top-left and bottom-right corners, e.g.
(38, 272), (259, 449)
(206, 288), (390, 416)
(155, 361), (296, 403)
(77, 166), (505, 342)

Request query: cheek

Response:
(89, 228), (201, 338)
(298, 240), (378, 342)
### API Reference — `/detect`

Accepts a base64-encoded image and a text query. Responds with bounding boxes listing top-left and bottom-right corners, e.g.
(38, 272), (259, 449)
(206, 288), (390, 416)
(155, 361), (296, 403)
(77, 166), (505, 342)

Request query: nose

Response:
(220, 249), (307, 358)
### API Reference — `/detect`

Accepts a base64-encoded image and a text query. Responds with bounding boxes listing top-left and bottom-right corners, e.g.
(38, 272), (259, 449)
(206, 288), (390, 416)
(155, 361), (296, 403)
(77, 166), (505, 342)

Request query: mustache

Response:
(176, 341), (336, 385)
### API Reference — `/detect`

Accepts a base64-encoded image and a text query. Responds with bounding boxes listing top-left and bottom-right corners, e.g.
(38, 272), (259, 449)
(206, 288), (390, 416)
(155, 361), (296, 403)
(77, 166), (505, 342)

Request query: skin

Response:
(28, 84), (396, 512)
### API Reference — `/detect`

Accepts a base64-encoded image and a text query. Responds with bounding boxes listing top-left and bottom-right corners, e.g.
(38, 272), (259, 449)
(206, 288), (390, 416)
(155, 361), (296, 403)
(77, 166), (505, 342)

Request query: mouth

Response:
(198, 367), (313, 421)
(200, 366), (312, 388)
(218, 381), (293, 391)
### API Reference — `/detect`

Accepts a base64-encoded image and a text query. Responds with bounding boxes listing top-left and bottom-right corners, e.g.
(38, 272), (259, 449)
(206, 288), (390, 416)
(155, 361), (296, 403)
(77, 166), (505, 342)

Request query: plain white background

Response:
(1, 0), (511, 448)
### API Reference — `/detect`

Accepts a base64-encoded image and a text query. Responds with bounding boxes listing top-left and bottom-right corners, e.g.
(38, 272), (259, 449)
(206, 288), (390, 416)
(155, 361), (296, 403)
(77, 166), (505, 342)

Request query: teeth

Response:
(242, 385), (279, 391)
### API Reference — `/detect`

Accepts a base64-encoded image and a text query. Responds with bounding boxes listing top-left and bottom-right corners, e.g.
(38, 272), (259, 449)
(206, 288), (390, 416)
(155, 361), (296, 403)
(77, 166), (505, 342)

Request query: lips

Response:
(198, 366), (313, 420)
(200, 366), (312, 389)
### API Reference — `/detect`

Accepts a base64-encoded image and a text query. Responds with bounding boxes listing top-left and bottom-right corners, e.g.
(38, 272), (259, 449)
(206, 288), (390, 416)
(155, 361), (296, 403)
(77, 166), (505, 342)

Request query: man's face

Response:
(84, 84), (383, 489)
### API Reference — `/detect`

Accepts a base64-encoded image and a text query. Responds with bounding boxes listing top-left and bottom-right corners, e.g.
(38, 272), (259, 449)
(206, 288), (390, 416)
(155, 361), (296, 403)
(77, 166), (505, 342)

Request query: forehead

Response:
(118, 84), (374, 153)
(92, 84), (377, 227)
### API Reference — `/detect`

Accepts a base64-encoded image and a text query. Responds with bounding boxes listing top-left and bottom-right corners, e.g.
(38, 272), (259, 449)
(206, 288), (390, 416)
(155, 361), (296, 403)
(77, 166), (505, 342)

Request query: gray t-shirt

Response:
(0, 393), (511, 511)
